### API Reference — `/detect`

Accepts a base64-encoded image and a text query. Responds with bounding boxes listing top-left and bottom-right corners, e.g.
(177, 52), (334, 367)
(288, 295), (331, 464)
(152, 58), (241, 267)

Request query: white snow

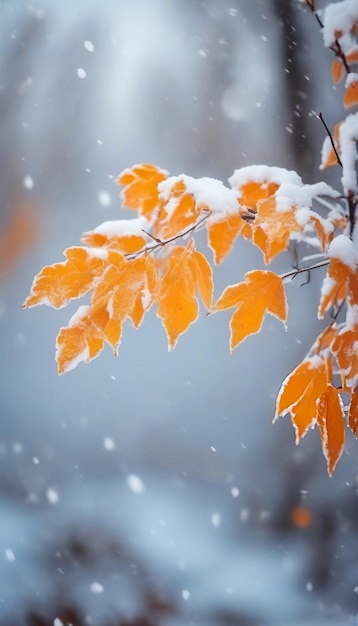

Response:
(211, 512), (221, 527)
(84, 216), (148, 238)
(53, 620), (64, 626)
(345, 71), (358, 87)
(97, 191), (112, 206)
(23, 175), (34, 189)
(328, 234), (358, 269)
(230, 487), (240, 498)
(103, 437), (116, 450)
(46, 487), (59, 505)
(84, 40), (95, 52)
(77, 67), (87, 78)
(339, 113), (358, 193)
(228, 165), (303, 189)
(158, 175), (240, 221)
(322, 0), (358, 48)
(275, 182), (340, 212)
(5, 549), (15, 562)
(181, 589), (190, 601)
(127, 474), (145, 494)
(90, 581), (104, 594)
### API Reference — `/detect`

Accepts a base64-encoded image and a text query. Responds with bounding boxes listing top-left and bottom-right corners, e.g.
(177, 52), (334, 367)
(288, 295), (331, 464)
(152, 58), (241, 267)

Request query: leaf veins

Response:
(212, 270), (287, 352)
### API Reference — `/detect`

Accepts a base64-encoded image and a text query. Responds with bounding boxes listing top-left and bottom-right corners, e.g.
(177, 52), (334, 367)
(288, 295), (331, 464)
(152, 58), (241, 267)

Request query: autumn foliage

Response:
(23, 0), (358, 476)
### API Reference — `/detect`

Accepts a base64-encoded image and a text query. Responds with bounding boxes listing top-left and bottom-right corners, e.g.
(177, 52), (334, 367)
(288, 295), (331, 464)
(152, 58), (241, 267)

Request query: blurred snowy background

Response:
(1, 0), (358, 624)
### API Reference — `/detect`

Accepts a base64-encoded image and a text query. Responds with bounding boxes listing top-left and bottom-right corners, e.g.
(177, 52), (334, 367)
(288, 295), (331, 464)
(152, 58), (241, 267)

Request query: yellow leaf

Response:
(22, 247), (111, 309)
(317, 384), (345, 476)
(212, 270), (287, 352)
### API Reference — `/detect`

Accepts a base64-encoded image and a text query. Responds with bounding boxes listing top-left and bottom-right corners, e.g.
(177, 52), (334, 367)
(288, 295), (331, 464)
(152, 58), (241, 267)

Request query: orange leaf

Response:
(91, 255), (158, 334)
(117, 163), (167, 219)
(0, 201), (39, 279)
(188, 246), (213, 310)
(348, 387), (358, 437)
(156, 246), (199, 349)
(317, 384), (345, 476)
(331, 59), (344, 84)
(274, 356), (329, 443)
(290, 505), (313, 529)
(56, 305), (105, 374)
(207, 213), (251, 264)
(81, 220), (147, 254)
(310, 213), (334, 251)
(318, 258), (350, 319)
(331, 326), (358, 389)
(22, 247), (113, 309)
(157, 186), (199, 240)
(344, 79), (358, 108)
(311, 324), (338, 355)
(348, 270), (358, 306)
(212, 270), (287, 352)
(237, 180), (279, 210)
(252, 197), (303, 264)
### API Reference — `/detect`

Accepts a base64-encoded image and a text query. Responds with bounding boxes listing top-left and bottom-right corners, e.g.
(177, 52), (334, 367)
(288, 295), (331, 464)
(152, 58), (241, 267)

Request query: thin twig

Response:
(126, 213), (211, 260)
(305, 0), (350, 73)
(281, 259), (329, 281)
(305, 0), (324, 28)
(347, 190), (356, 239)
(318, 112), (342, 167)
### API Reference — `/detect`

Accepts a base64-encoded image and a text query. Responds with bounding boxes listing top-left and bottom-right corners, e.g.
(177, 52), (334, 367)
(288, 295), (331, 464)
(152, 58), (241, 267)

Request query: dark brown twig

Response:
(281, 259), (329, 281)
(305, 0), (350, 73)
(318, 112), (342, 167)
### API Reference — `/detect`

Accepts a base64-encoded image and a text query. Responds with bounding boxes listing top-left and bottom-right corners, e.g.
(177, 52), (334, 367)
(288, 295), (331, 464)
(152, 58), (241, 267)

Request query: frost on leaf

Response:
(251, 196), (304, 264)
(317, 384), (345, 477)
(274, 357), (330, 444)
(331, 326), (358, 390)
(207, 213), (250, 265)
(117, 163), (168, 219)
(157, 242), (213, 350)
(348, 387), (358, 436)
(56, 305), (105, 374)
(81, 217), (147, 254)
(344, 75), (358, 108)
(212, 270), (287, 352)
(56, 254), (158, 374)
(22, 247), (110, 309)
(319, 235), (358, 318)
